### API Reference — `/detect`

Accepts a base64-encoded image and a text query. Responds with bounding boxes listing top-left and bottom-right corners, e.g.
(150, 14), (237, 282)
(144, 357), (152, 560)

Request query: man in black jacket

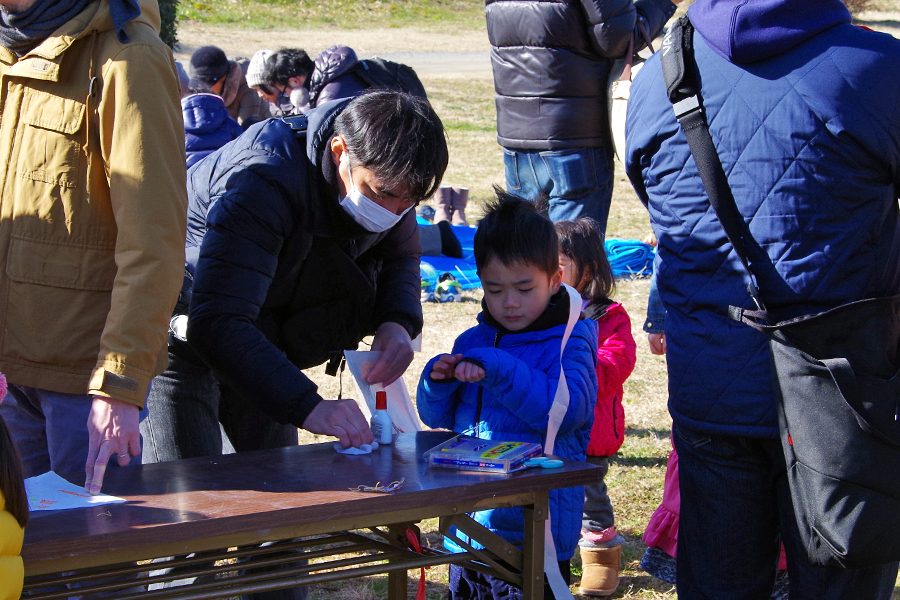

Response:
(141, 91), (447, 471)
(486, 0), (678, 235)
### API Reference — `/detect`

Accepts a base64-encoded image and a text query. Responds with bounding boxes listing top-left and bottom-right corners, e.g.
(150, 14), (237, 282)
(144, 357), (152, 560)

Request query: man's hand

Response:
(366, 322), (414, 386)
(648, 333), (667, 355)
(303, 399), (374, 449)
(85, 396), (141, 496)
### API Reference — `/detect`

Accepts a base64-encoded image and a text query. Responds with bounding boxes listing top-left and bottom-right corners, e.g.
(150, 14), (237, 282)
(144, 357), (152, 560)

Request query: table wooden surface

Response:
(23, 431), (598, 598)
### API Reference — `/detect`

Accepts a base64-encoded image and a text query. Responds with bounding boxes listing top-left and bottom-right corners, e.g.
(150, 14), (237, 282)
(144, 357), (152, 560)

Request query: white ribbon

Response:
(542, 283), (582, 600)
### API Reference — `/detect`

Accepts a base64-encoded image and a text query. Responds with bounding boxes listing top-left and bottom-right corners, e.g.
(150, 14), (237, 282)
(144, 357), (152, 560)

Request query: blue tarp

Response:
(419, 221), (654, 289)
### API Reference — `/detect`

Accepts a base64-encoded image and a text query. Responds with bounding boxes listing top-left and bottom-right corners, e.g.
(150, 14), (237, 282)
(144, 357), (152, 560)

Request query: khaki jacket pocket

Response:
(18, 89), (84, 190)
(3, 236), (115, 370)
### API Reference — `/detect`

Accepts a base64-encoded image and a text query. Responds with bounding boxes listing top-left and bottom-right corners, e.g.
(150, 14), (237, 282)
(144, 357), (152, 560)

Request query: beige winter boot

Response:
(579, 545), (621, 597)
(433, 185), (453, 223)
(450, 186), (469, 226)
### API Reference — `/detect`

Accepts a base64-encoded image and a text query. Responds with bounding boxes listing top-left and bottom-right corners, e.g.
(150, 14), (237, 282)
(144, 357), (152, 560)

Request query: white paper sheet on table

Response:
(344, 350), (423, 433)
(25, 471), (126, 511)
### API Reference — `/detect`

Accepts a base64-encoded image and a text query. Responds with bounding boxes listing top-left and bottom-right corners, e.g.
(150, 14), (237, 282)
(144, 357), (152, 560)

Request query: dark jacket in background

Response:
(625, 0), (900, 438)
(485, 0), (676, 150)
(180, 99), (424, 427)
(308, 45), (368, 108)
(182, 93), (243, 168)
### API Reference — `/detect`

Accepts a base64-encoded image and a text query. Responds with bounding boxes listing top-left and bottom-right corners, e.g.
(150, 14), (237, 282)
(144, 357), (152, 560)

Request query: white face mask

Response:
(339, 155), (410, 233)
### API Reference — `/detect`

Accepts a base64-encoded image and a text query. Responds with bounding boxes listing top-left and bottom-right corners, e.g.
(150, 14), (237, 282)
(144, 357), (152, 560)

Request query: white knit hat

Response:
(246, 49), (274, 88)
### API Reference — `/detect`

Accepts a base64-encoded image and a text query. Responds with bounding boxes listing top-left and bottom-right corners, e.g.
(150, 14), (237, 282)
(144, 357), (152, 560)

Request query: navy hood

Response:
(689, 0), (851, 64)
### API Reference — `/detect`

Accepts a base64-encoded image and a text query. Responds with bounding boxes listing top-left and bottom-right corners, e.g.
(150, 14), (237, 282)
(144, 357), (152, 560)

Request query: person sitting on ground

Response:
(245, 49), (276, 118)
(260, 47), (315, 116)
(416, 190), (599, 600)
(181, 90), (244, 169)
(189, 45), (268, 126)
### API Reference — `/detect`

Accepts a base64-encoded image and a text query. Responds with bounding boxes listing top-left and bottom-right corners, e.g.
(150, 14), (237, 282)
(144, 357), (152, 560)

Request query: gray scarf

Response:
(0, 0), (141, 57)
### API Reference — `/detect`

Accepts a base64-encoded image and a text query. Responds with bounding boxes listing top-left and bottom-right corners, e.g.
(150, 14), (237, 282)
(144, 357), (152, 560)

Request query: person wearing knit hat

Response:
(188, 45), (231, 92)
(189, 45), (268, 127)
(246, 49), (274, 91)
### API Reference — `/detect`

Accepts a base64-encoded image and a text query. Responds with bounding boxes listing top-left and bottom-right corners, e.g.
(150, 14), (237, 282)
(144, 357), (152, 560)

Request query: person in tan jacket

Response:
(0, 0), (187, 495)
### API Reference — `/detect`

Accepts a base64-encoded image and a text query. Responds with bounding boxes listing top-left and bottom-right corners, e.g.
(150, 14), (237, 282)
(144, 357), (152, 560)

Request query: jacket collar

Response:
(480, 288), (573, 337)
(0, 0), (160, 79)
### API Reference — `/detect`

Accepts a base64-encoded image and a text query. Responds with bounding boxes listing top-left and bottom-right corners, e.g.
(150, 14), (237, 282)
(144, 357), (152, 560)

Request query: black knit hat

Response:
(189, 45), (230, 85)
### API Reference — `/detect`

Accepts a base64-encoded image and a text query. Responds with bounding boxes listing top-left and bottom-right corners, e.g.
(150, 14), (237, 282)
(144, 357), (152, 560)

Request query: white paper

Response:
(25, 471), (126, 511)
(344, 350), (423, 433)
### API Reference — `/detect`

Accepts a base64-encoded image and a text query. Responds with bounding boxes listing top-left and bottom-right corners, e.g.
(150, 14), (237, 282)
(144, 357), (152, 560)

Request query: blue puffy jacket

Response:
(625, 0), (900, 438)
(417, 292), (598, 560)
(182, 93), (244, 168)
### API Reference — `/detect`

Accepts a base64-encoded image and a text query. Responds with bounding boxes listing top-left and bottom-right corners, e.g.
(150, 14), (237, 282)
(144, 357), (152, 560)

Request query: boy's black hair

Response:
(0, 413), (27, 528)
(555, 218), (616, 305)
(474, 186), (559, 276)
(265, 48), (314, 87)
(335, 90), (448, 204)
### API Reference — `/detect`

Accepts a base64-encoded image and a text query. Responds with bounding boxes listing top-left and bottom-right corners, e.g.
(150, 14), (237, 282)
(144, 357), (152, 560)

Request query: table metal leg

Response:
(522, 491), (548, 600)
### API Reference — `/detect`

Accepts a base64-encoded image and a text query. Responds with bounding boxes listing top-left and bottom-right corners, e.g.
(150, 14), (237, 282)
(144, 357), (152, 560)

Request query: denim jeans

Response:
(503, 146), (614, 233)
(0, 385), (142, 479)
(673, 423), (899, 600)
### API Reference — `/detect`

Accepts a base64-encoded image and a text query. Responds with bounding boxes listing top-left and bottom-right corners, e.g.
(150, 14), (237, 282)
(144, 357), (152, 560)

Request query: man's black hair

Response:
(334, 90), (448, 204)
(266, 48), (314, 87)
(474, 186), (559, 276)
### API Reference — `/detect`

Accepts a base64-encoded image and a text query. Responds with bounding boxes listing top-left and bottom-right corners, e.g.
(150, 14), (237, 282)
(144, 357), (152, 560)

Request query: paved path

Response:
(173, 26), (494, 77)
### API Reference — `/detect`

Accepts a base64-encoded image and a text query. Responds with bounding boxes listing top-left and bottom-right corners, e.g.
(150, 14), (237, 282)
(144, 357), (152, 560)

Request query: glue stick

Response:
(370, 390), (393, 445)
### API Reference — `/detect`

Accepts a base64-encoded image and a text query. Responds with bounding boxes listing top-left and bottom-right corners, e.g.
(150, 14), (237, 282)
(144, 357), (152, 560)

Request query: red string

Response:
(405, 528), (428, 600)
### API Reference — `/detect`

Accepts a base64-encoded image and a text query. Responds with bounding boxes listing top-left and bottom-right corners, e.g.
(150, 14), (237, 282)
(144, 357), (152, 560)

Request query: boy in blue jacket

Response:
(416, 190), (599, 600)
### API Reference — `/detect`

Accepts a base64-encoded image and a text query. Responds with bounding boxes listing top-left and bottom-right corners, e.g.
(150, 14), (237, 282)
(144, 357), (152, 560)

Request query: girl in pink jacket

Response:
(556, 219), (636, 597)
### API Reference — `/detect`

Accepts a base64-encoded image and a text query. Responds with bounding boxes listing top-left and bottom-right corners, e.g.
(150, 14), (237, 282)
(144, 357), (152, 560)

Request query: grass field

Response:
(171, 1), (900, 597)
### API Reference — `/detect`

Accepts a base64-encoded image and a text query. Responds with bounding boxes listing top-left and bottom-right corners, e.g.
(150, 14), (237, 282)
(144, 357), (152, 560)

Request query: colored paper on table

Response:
(344, 350), (423, 433)
(25, 471), (126, 511)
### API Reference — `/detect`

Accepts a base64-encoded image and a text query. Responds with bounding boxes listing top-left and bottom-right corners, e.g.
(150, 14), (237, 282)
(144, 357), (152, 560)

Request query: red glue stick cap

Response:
(376, 390), (387, 410)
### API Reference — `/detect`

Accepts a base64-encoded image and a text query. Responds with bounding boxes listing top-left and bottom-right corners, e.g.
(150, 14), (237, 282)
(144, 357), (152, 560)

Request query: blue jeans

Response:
(0, 385), (142, 479)
(503, 146), (614, 233)
(673, 423), (899, 600)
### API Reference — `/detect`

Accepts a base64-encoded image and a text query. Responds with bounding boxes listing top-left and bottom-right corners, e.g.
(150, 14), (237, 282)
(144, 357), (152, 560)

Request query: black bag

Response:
(352, 57), (428, 100)
(661, 15), (900, 569)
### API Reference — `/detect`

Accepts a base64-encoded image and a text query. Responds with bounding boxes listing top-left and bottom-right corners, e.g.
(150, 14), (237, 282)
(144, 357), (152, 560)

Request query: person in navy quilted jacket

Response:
(626, 0), (900, 597)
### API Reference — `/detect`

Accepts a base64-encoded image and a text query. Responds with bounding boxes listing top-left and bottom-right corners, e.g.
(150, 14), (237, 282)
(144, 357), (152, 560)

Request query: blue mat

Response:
(420, 224), (480, 289)
(419, 223), (654, 289)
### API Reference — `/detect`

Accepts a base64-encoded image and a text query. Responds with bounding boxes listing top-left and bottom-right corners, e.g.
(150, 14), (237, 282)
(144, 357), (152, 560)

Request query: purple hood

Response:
(689, 0), (851, 64)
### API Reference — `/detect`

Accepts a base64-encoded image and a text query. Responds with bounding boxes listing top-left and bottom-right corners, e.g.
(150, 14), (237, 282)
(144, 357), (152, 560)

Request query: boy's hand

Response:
(454, 360), (486, 383)
(430, 354), (461, 380)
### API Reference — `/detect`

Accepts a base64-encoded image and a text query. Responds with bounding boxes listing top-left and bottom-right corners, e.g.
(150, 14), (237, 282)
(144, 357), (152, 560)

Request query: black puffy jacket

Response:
(180, 98), (423, 428)
(486, 0), (676, 150)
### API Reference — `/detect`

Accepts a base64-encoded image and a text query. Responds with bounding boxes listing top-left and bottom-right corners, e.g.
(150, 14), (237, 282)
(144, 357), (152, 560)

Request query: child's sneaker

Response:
(435, 272), (462, 302)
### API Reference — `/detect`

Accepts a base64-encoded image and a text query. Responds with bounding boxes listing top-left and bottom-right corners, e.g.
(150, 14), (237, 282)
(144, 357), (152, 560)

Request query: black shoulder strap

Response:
(660, 15), (766, 313)
(281, 114), (309, 137)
